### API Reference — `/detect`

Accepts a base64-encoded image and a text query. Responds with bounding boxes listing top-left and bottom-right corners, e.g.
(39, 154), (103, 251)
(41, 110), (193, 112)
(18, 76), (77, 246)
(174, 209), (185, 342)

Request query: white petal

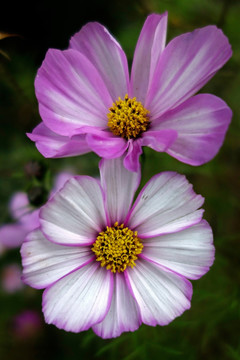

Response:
(52, 172), (75, 194)
(127, 172), (204, 237)
(92, 272), (141, 338)
(126, 259), (192, 326)
(99, 157), (141, 225)
(21, 229), (93, 289)
(142, 220), (215, 280)
(43, 262), (113, 332)
(40, 176), (107, 245)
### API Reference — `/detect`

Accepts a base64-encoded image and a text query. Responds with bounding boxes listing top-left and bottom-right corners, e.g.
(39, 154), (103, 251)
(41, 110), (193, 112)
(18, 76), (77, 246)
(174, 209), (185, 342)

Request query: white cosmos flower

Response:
(21, 157), (214, 338)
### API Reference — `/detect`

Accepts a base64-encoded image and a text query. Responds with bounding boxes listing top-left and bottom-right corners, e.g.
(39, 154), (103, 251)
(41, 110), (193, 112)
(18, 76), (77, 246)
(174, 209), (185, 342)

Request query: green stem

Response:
(141, 147), (146, 178)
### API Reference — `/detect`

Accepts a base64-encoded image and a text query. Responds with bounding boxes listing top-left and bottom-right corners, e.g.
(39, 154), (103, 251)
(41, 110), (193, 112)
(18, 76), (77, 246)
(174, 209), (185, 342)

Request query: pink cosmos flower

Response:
(28, 13), (232, 172)
(21, 157), (215, 338)
(0, 172), (73, 249)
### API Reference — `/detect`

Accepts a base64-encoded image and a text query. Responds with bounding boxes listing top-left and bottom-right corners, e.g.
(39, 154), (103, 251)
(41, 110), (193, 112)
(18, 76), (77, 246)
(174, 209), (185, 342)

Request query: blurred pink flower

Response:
(0, 172), (73, 249)
(1, 264), (24, 293)
(28, 13), (232, 171)
(12, 310), (43, 340)
(21, 157), (214, 338)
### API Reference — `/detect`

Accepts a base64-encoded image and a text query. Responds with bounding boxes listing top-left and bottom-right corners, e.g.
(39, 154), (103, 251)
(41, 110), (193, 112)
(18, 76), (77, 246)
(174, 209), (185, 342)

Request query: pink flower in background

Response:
(1, 264), (24, 293)
(0, 172), (73, 250)
(12, 310), (43, 340)
(28, 13), (232, 172)
(0, 192), (39, 250)
(21, 157), (214, 338)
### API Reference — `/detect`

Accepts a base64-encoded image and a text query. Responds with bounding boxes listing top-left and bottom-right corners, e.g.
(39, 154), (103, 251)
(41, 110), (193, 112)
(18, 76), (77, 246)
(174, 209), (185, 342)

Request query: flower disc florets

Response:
(92, 222), (143, 273)
(107, 94), (150, 140)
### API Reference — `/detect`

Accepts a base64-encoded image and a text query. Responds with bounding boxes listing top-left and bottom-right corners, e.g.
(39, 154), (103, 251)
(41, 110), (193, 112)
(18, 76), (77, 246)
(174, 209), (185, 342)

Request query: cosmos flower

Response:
(0, 172), (73, 250)
(21, 157), (215, 338)
(28, 13), (232, 172)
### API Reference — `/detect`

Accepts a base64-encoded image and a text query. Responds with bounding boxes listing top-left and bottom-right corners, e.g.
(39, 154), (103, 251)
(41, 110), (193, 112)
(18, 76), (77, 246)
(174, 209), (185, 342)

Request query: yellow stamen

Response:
(92, 222), (143, 273)
(107, 94), (150, 140)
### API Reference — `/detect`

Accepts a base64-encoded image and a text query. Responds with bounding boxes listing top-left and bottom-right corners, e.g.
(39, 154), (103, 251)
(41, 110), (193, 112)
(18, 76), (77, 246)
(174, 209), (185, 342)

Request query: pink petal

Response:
(123, 139), (142, 173)
(0, 207), (39, 249)
(141, 129), (177, 152)
(146, 25), (232, 118)
(92, 272), (141, 338)
(35, 48), (112, 136)
(70, 22), (129, 100)
(21, 229), (93, 289)
(9, 192), (29, 220)
(142, 220), (215, 280)
(86, 132), (128, 159)
(0, 224), (28, 248)
(130, 12), (168, 102)
(153, 94), (232, 165)
(42, 262), (113, 332)
(40, 176), (107, 245)
(27, 123), (90, 158)
(52, 172), (75, 194)
(72, 125), (108, 136)
(22, 209), (40, 232)
(125, 259), (192, 326)
(127, 172), (204, 238)
(99, 157), (141, 225)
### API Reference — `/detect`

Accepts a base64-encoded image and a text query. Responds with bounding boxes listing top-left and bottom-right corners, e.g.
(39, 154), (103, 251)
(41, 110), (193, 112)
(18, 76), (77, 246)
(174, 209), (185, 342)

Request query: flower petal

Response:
(0, 224), (28, 248)
(35, 48), (112, 136)
(126, 259), (192, 326)
(123, 139), (143, 173)
(21, 210), (40, 232)
(127, 172), (204, 238)
(52, 172), (75, 194)
(0, 208), (40, 249)
(141, 129), (177, 152)
(130, 12), (168, 102)
(153, 94), (232, 165)
(27, 123), (90, 158)
(42, 262), (113, 332)
(40, 176), (107, 245)
(21, 229), (93, 289)
(99, 157), (141, 225)
(9, 192), (29, 220)
(142, 220), (214, 280)
(146, 26), (232, 118)
(86, 132), (128, 159)
(92, 272), (141, 338)
(70, 22), (129, 100)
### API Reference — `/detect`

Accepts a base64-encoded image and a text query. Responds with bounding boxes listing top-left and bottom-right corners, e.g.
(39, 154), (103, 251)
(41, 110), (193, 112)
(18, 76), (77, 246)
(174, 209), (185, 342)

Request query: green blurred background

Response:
(0, 0), (239, 359)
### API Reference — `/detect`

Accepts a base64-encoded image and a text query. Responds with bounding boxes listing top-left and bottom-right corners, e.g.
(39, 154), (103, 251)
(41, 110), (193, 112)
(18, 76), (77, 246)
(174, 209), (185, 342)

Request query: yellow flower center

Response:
(91, 222), (143, 273)
(107, 94), (150, 140)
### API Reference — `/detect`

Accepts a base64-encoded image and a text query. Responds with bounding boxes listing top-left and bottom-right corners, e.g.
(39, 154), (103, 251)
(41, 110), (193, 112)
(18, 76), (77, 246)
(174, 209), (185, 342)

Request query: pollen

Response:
(91, 222), (143, 273)
(107, 94), (150, 140)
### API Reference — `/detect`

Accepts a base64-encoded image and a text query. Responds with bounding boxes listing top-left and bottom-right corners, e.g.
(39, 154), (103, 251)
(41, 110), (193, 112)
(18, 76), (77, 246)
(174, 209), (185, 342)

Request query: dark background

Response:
(0, 0), (240, 359)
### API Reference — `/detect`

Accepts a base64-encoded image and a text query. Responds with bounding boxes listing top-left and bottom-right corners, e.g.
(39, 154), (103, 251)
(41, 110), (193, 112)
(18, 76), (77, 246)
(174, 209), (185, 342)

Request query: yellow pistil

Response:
(107, 94), (150, 140)
(92, 222), (143, 273)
